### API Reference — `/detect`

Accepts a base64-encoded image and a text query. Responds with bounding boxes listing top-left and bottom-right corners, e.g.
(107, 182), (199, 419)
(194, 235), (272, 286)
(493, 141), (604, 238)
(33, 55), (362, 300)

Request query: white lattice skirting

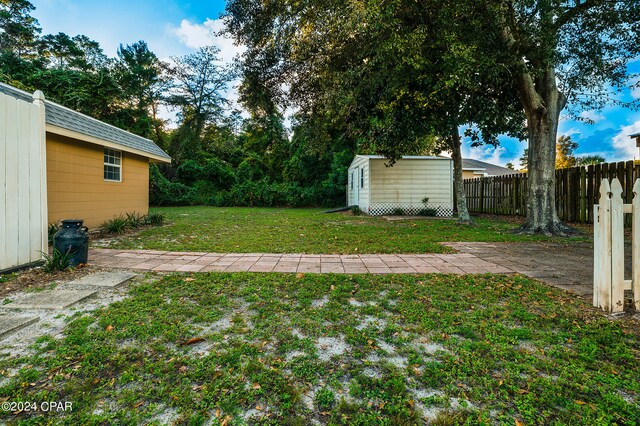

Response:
(367, 203), (454, 217)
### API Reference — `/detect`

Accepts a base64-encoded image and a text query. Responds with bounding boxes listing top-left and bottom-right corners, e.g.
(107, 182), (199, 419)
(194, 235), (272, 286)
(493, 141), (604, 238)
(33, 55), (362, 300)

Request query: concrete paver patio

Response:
(89, 248), (515, 275)
(89, 241), (606, 297)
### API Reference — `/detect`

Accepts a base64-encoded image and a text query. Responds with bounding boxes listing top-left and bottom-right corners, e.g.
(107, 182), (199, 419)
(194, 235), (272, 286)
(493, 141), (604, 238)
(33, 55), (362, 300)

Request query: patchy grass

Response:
(98, 207), (587, 254)
(1, 273), (638, 425)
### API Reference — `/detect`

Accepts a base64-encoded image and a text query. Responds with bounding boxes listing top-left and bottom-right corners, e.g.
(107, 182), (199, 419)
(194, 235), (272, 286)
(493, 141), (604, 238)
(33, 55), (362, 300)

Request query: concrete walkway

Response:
(442, 241), (606, 296)
(89, 248), (513, 275)
(90, 242), (601, 296)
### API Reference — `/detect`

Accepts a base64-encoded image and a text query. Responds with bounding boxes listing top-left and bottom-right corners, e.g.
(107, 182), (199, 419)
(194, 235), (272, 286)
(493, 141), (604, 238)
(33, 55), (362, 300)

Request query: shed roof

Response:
(630, 132), (640, 138)
(0, 82), (170, 162)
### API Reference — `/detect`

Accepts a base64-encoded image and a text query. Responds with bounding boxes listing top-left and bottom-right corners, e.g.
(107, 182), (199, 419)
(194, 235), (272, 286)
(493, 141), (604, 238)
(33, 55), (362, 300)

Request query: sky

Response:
(30, 0), (640, 167)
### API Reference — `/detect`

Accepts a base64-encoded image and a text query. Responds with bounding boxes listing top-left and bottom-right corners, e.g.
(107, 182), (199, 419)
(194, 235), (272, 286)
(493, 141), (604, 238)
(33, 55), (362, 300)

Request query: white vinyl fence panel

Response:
(0, 91), (47, 271)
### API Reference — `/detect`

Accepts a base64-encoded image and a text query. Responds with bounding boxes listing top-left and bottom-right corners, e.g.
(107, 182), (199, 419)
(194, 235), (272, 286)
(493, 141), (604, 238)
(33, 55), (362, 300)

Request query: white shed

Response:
(347, 155), (454, 216)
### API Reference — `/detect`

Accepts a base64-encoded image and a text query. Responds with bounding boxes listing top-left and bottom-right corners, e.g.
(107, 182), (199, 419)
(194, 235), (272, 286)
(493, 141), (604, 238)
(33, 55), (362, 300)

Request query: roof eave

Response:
(46, 124), (171, 163)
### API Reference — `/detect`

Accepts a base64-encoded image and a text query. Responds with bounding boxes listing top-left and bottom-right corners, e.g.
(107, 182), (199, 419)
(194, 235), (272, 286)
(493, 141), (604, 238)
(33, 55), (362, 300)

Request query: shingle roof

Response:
(0, 82), (170, 161)
(631, 132), (640, 138)
(462, 158), (516, 176)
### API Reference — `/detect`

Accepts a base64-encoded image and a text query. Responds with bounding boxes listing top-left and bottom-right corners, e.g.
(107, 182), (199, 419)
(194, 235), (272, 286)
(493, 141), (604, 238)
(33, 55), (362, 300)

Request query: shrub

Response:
(351, 206), (363, 215)
(392, 208), (405, 216)
(41, 248), (72, 272)
(150, 164), (196, 206)
(100, 215), (128, 234)
(145, 212), (166, 226)
(125, 212), (145, 228)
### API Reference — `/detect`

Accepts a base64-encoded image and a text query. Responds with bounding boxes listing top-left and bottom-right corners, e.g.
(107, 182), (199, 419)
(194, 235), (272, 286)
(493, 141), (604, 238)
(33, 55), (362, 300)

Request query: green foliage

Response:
(212, 180), (315, 208)
(392, 208), (404, 216)
(145, 212), (165, 226)
(40, 248), (71, 272)
(100, 215), (128, 234)
(149, 164), (195, 206)
(48, 221), (59, 245)
(315, 387), (335, 410)
(576, 155), (606, 166)
(125, 212), (145, 228)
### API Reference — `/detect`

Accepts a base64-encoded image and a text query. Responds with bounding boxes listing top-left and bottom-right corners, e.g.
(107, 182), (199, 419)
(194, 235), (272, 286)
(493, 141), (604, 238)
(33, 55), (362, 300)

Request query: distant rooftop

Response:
(631, 132), (640, 138)
(0, 82), (170, 162)
(462, 158), (516, 176)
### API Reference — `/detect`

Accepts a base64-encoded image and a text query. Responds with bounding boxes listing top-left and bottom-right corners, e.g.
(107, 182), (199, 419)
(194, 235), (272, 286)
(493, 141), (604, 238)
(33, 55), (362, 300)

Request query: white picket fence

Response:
(0, 90), (48, 271)
(593, 178), (640, 313)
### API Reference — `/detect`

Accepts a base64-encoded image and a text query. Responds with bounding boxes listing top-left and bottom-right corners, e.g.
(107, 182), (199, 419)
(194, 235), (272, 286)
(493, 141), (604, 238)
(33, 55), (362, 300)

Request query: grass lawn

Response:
(1, 273), (638, 425)
(99, 207), (587, 254)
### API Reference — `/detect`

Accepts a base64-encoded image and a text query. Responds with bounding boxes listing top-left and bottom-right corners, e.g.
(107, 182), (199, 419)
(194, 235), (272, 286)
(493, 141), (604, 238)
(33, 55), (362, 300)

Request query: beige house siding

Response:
(370, 158), (452, 205)
(46, 133), (149, 228)
(463, 170), (483, 179)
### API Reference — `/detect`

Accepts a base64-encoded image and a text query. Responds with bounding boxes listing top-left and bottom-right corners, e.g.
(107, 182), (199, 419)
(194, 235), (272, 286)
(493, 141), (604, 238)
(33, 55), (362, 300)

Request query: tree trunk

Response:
(450, 128), (473, 224)
(516, 67), (575, 235)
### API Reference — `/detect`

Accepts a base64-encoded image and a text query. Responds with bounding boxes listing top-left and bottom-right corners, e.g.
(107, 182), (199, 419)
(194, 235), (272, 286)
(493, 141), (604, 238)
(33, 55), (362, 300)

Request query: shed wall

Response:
(46, 133), (150, 228)
(368, 158), (453, 215)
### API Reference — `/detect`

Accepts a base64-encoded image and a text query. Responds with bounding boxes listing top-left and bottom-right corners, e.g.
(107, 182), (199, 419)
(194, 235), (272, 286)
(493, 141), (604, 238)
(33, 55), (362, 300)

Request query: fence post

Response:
(610, 179), (624, 313)
(595, 179), (612, 312)
(634, 180), (640, 311)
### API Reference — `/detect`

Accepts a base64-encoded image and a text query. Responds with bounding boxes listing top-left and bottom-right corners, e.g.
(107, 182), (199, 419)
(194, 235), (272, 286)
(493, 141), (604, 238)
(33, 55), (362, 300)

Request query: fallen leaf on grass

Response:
(184, 277), (195, 282)
(575, 400), (587, 405)
(105, 325), (114, 332)
(515, 419), (524, 426)
(181, 337), (205, 346)
(252, 383), (261, 390)
(134, 401), (144, 408)
(296, 272), (305, 279)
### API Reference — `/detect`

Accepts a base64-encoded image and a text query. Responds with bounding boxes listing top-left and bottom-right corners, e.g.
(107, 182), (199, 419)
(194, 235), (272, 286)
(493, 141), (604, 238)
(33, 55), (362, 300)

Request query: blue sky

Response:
(31, 0), (640, 167)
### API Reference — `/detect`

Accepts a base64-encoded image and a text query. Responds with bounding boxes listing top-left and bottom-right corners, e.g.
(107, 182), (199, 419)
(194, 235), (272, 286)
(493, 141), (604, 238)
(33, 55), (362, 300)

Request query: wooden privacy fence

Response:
(593, 178), (640, 313)
(0, 90), (48, 271)
(464, 161), (640, 223)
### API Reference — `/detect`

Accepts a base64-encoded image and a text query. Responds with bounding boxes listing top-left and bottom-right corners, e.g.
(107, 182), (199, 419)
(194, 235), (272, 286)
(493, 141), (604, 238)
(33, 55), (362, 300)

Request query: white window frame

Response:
(104, 148), (122, 182)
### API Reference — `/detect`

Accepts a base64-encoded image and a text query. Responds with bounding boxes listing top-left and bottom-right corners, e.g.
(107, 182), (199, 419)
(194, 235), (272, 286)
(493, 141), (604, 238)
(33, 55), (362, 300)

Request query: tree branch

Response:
(553, 0), (603, 32)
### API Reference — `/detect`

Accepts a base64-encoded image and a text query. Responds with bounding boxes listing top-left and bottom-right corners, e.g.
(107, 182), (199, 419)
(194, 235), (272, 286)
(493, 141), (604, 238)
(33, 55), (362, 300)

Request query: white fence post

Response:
(633, 180), (640, 311)
(610, 178), (624, 313)
(595, 179), (612, 312)
(594, 177), (640, 313)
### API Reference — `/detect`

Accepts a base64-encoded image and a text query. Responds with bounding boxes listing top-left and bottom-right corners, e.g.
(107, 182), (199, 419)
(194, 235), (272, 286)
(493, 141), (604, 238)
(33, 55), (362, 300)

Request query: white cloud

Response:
(173, 18), (246, 64)
(464, 145), (510, 166)
(561, 128), (582, 137)
(611, 121), (640, 160)
(579, 110), (606, 123)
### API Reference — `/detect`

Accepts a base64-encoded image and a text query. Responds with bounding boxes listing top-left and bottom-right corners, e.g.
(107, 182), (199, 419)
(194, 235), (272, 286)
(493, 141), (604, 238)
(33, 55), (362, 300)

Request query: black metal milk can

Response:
(53, 220), (89, 267)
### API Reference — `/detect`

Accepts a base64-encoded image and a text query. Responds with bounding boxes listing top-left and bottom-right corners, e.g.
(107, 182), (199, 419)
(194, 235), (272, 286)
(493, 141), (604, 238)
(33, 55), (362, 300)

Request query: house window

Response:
(360, 168), (364, 188)
(104, 148), (122, 182)
(350, 172), (353, 190)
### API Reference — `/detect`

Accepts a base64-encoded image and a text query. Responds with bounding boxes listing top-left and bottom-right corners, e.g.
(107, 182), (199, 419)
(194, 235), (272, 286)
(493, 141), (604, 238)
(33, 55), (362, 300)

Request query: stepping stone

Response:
(0, 316), (39, 340)
(3, 290), (97, 310)
(67, 271), (136, 289)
